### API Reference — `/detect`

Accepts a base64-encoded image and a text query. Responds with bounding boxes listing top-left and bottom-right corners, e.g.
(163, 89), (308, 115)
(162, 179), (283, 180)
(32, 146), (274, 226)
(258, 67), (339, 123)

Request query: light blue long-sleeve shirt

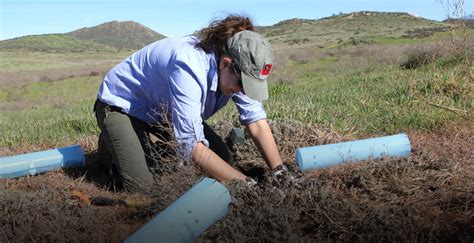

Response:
(97, 36), (267, 160)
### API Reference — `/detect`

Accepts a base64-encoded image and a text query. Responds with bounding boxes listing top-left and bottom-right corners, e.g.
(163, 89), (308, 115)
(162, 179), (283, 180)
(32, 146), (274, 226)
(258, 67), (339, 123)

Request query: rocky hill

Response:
(67, 21), (166, 50)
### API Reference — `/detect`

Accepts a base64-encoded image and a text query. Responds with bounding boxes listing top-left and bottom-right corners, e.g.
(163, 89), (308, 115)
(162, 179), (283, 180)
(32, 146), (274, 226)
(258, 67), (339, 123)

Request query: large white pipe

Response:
(125, 177), (231, 243)
(296, 133), (411, 171)
(0, 144), (85, 178)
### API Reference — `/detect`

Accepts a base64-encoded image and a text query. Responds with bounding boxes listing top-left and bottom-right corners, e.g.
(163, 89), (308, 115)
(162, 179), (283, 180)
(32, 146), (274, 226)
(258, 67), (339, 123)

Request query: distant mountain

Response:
(259, 11), (450, 48)
(67, 21), (166, 50)
(462, 13), (474, 20)
(0, 21), (166, 52)
(443, 13), (474, 29)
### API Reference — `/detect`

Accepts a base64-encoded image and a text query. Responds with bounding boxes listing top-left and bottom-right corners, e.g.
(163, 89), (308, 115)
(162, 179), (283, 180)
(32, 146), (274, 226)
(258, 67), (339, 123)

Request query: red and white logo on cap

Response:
(261, 64), (273, 76)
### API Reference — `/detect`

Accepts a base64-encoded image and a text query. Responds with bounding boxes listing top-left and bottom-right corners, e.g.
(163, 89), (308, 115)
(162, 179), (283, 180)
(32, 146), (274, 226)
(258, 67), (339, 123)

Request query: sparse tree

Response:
(438, 0), (471, 70)
(438, 0), (467, 51)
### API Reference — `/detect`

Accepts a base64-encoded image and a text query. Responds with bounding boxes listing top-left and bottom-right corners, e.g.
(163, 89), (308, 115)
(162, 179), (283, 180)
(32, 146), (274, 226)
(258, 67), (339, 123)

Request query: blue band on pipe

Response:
(296, 134), (411, 171)
(125, 177), (231, 243)
(0, 145), (85, 179)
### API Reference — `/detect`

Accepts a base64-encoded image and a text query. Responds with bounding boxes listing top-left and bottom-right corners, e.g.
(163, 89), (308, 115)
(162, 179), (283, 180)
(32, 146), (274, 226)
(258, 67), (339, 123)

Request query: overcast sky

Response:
(1, 0), (473, 40)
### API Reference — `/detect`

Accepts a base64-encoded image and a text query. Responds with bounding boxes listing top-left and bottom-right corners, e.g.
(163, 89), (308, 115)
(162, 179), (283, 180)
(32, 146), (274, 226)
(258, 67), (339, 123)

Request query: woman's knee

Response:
(95, 103), (155, 193)
(121, 172), (154, 193)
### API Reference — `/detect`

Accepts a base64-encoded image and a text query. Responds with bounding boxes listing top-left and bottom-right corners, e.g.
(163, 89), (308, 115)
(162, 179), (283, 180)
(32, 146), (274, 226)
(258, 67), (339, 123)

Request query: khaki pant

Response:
(94, 100), (233, 193)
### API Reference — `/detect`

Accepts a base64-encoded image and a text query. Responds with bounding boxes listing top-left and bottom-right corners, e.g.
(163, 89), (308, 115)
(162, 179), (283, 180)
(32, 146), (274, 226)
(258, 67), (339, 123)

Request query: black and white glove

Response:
(271, 164), (305, 187)
(272, 164), (289, 177)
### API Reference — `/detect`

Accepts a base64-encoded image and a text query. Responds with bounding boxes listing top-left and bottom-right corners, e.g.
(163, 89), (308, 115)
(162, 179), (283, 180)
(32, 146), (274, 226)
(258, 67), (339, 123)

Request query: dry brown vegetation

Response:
(204, 120), (474, 242)
(1, 119), (472, 242)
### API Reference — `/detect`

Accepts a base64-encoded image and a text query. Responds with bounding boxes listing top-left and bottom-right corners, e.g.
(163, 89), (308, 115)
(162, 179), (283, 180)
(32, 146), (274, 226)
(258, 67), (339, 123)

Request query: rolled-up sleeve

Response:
(168, 51), (208, 162)
(232, 92), (267, 125)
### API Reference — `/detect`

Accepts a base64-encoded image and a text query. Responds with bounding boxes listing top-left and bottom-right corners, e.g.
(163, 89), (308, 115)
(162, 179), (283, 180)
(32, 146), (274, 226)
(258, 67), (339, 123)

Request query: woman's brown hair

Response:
(196, 15), (254, 55)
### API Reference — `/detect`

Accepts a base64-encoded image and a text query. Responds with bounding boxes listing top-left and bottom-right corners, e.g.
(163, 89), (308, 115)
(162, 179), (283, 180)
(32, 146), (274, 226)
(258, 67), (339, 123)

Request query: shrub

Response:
(400, 45), (441, 69)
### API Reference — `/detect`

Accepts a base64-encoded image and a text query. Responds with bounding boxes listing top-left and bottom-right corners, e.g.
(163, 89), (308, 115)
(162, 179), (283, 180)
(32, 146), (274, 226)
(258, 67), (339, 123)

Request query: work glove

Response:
(271, 164), (305, 188)
(271, 164), (294, 186)
(272, 164), (289, 176)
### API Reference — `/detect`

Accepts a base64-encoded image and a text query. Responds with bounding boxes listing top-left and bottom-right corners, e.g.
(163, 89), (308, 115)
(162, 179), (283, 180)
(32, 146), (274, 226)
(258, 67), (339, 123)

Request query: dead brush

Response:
(201, 120), (474, 242)
(205, 157), (473, 242)
(400, 44), (443, 69)
(0, 118), (472, 242)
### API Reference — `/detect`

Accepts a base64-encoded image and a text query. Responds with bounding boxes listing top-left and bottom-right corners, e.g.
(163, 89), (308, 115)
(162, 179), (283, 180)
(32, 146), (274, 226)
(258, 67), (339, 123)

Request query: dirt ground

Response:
(1, 119), (473, 242)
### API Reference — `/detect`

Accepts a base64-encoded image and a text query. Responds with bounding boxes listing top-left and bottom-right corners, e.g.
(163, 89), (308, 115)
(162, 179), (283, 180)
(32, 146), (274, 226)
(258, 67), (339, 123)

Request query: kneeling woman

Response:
(94, 15), (287, 192)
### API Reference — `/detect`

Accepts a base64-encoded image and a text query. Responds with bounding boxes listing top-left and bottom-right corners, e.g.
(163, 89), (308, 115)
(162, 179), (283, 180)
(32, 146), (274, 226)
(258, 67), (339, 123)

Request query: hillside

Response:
(0, 12), (454, 53)
(67, 21), (166, 50)
(260, 11), (450, 48)
(443, 18), (474, 28)
(0, 34), (117, 53)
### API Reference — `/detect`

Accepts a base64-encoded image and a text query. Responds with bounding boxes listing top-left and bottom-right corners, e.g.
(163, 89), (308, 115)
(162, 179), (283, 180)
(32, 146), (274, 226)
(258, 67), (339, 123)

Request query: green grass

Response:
(210, 50), (473, 136)
(1, 102), (98, 148)
(0, 76), (101, 148)
(0, 89), (9, 102)
(1, 37), (472, 150)
(274, 67), (469, 133)
(1, 76), (101, 107)
(0, 34), (117, 53)
(0, 51), (131, 73)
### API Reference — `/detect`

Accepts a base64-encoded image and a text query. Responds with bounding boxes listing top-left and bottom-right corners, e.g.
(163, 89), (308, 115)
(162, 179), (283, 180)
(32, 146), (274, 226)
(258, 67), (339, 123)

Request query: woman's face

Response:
(218, 56), (243, 96)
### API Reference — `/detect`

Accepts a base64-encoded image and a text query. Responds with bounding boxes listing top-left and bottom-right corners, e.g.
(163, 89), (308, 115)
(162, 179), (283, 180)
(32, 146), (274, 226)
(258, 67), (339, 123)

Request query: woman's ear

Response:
(219, 55), (233, 70)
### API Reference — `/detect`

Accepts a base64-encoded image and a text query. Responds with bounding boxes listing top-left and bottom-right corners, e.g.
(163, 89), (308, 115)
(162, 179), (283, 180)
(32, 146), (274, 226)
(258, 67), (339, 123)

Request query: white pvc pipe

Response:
(296, 133), (411, 171)
(125, 177), (231, 243)
(0, 144), (85, 179)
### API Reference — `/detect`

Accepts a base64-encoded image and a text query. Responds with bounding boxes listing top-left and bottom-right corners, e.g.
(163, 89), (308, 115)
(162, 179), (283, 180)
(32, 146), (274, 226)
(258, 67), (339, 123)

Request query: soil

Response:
(1, 119), (473, 242)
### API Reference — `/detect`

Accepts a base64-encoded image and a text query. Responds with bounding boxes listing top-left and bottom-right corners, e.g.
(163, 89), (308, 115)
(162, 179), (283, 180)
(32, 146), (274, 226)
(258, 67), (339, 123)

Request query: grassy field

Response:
(211, 38), (473, 134)
(1, 33), (472, 153)
(0, 50), (132, 88)
(0, 76), (100, 149)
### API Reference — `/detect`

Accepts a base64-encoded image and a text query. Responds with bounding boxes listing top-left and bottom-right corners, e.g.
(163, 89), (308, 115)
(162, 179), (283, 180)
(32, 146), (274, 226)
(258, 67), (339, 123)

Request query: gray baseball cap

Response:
(227, 30), (274, 101)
